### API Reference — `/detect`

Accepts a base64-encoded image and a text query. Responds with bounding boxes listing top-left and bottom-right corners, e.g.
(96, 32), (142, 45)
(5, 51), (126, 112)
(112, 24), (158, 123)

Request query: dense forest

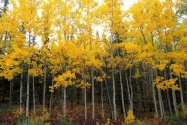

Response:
(1, 0), (187, 124)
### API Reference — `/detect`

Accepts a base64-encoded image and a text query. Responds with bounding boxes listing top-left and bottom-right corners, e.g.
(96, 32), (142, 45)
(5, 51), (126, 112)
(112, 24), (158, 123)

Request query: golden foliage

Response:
(154, 76), (180, 90)
(125, 110), (135, 125)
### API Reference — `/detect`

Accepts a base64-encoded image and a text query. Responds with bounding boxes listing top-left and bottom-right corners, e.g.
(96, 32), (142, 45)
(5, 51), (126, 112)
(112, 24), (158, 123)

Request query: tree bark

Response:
(26, 64), (30, 117)
(119, 69), (126, 117)
(63, 87), (66, 119)
(84, 65), (87, 121)
(125, 71), (133, 112)
(43, 52), (47, 111)
(33, 76), (36, 117)
(172, 90), (179, 117)
(156, 70), (165, 117)
(26, 33), (31, 117)
(63, 62), (67, 120)
(169, 67), (179, 117)
(49, 74), (54, 114)
(9, 80), (12, 111)
(179, 76), (184, 105)
(20, 63), (23, 116)
(91, 67), (95, 120)
(112, 70), (117, 121)
(84, 87), (87, 121)
(129, 68), (133, 111)
(151, 68), (158, 115)
(104, 78), (114, 120)
(164, 68), (172, 115)
(158, 89), (164, 117)
(166, 89), (172, 115)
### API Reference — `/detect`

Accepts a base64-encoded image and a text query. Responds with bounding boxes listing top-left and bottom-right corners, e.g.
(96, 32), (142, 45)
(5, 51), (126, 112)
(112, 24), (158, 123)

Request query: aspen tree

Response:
(98, 0), (124, 120)
(38, 0), (56, 111)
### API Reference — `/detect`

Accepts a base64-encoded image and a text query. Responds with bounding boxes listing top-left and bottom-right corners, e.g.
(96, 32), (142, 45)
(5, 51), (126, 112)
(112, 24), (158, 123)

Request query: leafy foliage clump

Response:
(125, 110), (135, 125)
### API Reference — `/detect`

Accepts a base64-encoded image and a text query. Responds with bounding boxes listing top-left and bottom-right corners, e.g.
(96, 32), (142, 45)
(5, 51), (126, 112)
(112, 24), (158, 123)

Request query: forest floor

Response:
(0, 102), (184, 125)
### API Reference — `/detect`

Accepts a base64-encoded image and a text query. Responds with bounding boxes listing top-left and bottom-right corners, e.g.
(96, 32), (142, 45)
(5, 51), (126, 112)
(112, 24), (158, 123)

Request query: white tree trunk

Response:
(169, 67), (179, 117)
(172, 90), (179, 117)
(26, 64), (30, 117)
(84, 87), (87, 121)
(43, 52), (47, 111)
(112, 70), (117, 121)
(20, 64), (23, 116)
(151, 69), (158, 115)
(33, 76), (36, 117)
(49, 74), (54, 114)
(63, 87), (66, 119)
(84, 65), (87, 121)
(158, 89), (163, 117)
(179, 76), (184, 105)
(166, 89), (172, 115)
(119, 69), (126, 117)
(104, 78), (114, 120)
(91, 67), (95, 120)
(126, 72), (133, 111)
(164, 69), (172, 115)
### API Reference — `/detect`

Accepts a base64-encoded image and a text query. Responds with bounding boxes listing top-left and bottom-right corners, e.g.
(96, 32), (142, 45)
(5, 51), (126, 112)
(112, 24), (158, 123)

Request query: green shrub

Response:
(131, 119), (151, 125)
(16, 118), (50, 125)
(61, 119), (71, 125)
(16, 118), (33, 125)
(165, 116), (180, 125)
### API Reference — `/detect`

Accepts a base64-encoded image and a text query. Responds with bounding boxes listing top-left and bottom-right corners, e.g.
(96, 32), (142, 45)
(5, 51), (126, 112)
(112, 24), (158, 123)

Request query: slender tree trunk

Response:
(104, 78), (114, 120)
(33, 76), (36, 117)
(101, 81), (105, 121)
(164, 68), (172, 115)
(112, 70), (117, 121)
(84, 65), (87, 121)
(26, 32), (31, 117)
(169, 67), (179, 117)
(125, 71), (133, 112)
(158, 89), (163, 117)
(20, 64), (23, 116)
(156, 69), (165, 117)
(151, 68), (158, 115)
(63, 87), (66, 119)
(185, 62), (187, 102)
(43, 52), (47, 111)
(63, 62), (67, 120)
(172, 90), (179, 117)
(179, 76), (184, 105)
(166, 89), (172, 115)
(49, 74), (54, 114)
(129, 68), (133, 111)
(178, 76), (185, 118)
(9, 80), (12, 111)
(161, 93), (165, 117)
(91, 67), (95, 120)
(26, 64), (30, 117)
(84, 87), (87, 121)
(119, 69), (126, 117)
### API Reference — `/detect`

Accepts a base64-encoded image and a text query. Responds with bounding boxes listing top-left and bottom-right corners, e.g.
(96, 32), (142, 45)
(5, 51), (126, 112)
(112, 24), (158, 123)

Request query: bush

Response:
(131, 119), (151, 125)
(61, 119), (71, 125)
(16, 118), (33, 125)
(125, 110), (135, 125)
(16, 118), (50, 125)
(165, 116), (180, 125)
